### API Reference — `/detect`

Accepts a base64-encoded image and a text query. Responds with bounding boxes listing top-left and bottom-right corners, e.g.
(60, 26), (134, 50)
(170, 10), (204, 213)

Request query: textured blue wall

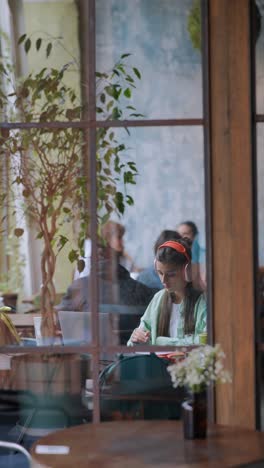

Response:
(96, 0), (206, 267)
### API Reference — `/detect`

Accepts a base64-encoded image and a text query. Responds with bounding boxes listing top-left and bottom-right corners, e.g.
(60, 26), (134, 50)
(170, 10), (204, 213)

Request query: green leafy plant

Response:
(167, 344), (231, 394)
(187, 0), (201, 51)
(0, 33), (143, 338)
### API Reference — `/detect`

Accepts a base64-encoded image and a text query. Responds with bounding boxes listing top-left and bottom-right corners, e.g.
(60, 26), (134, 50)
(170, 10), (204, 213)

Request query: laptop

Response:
(58, 310), (119, 346)
(58, 311), (92, 345)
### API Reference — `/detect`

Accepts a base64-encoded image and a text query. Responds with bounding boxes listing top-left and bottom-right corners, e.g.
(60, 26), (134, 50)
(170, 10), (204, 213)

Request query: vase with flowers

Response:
(167, 344), (231, 439)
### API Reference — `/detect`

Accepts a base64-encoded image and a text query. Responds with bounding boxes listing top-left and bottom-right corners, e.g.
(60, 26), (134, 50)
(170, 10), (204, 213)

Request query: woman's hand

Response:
(131, 327), (150, 343)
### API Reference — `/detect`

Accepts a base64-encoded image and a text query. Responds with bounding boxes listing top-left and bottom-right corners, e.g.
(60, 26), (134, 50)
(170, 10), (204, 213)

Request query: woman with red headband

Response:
(127, 238), (206, 346)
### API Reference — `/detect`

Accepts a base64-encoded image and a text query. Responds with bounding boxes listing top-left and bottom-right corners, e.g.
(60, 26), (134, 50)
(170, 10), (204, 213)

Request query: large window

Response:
(0, 0), (209, 450)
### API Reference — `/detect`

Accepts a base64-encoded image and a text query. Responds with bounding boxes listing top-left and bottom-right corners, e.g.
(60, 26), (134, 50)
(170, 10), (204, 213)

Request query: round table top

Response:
(31, 420), (264, 468)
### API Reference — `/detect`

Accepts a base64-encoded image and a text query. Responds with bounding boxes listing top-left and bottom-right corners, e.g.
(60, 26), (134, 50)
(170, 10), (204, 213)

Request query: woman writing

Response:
(127, 238), (206, 346)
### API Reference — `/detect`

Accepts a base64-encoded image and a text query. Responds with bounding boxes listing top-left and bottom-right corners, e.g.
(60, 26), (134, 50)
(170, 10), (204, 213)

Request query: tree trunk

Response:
(40, 240), (57, 339)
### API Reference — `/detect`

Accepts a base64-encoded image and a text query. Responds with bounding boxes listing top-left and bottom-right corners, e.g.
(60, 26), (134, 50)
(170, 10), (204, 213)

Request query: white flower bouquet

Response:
(167, 344), (232, 394)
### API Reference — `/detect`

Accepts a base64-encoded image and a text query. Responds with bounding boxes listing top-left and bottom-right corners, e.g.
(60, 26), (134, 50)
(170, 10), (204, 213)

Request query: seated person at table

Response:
(137, 229), (182, 289)
(74, 220), (139, 279)
(56, 246), (158, 311)
(101, 220), (140, 274)
(127, 238), (206, 346)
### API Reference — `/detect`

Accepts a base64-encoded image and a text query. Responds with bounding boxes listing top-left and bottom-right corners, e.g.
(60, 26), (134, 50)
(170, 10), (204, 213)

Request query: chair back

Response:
(0, 441), (32, 467)
(99, 353), (184, 420)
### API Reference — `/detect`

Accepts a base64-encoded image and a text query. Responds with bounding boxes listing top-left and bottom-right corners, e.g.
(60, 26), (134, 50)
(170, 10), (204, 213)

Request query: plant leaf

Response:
(68, 249), (79, 263)
(124, 88), (131, 98)
(77, 259), (85, 273)
(120, 53), (132, 59)
(133, 67), (141, 79)
(46, 42), (52, 58)
(36, 38), (42, 51)
(24, 38), (31, 54)
(14, 228), (24, 238)
(18, 33), (27, 45)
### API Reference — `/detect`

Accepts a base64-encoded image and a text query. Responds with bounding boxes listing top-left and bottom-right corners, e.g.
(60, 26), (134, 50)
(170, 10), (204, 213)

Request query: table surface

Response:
(31, 420), (264, 468)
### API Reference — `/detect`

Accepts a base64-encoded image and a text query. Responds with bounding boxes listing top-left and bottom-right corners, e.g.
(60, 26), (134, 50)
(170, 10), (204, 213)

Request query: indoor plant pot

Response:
(182, 388), (207, 439)
(167, 344), (231, 440)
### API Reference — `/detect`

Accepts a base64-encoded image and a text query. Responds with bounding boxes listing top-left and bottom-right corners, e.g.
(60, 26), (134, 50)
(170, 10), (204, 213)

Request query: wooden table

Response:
(31, 420), (264, 467)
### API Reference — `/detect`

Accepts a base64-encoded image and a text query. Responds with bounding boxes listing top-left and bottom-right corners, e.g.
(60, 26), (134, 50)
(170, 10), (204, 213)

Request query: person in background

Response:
(137, 229), (182, 290)
(177, 220), (206, 291)
(127, 238), (206, 346)
(56, 245), (159, 344)
(177, 221), (198, 244)
(101, 221), (139, 273)
(57, 245), (158, 312)
(74, 220), (140, 280)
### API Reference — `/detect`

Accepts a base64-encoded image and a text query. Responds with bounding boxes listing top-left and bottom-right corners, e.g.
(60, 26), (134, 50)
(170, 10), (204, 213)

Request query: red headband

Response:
(158, 241), (190, 262)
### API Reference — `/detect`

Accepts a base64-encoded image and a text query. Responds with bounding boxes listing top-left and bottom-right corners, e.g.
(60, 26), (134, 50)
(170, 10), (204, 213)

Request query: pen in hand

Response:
(132, 321), (150, 344)
(142, 320), (151, 332)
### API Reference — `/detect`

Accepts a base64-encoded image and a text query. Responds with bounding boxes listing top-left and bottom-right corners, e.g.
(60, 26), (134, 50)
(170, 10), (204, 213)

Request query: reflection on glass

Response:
(96, 0), (203, 119)
(99, 351), (185, 421)
(0, 352), (91, 452)
(97, 126), (207, 347)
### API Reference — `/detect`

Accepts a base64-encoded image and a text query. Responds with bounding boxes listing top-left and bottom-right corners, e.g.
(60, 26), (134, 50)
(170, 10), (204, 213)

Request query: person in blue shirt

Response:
(177, 221), (206, 291)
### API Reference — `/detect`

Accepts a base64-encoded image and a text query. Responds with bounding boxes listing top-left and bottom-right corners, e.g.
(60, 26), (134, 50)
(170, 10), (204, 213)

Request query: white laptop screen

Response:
(58, 311), (91, 345)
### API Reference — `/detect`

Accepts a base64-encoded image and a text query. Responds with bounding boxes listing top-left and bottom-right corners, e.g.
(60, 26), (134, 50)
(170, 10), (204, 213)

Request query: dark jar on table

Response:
(181, 389), (207, 439)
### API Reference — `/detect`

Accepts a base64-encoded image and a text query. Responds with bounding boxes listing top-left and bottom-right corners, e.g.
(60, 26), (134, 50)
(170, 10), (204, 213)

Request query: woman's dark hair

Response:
(180, 220), (198, 238)
(155, 238), (201, 337)
(153, 229), (181, 254)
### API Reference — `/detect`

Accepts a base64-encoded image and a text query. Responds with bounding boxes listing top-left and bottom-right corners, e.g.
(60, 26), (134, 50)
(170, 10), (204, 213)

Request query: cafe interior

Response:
(0, 0), (264, 466)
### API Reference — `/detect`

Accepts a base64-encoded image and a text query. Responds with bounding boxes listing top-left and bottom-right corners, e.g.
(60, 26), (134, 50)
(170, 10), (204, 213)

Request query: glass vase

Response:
(181, 389), (207, 439)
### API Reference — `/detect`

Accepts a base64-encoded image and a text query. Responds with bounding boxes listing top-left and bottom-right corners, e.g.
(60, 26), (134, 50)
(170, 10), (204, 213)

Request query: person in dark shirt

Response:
(56, 257), (157, 310)
(56, 247), (158, 343)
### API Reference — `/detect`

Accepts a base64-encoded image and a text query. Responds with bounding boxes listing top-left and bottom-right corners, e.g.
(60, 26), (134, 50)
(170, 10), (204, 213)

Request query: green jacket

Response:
(127, 289), (207, 346)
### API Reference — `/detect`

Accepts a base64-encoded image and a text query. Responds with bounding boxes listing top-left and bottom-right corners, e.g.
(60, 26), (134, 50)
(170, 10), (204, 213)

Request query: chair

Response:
(99, 353), (185, 421)
(0, 355), (90, 445)
(0, 441), (32, 467)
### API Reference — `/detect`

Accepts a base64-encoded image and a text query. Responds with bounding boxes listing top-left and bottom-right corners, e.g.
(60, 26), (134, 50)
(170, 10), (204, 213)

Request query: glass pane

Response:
(255, 0), (264, 114)
(0, 352), (91, 454)
(0, 128), (90, 347)
(0, 0), (81, 123)
(96, 0), (203, 120)
(257, 123), (264, 344)
(93, 125), (207, 348)
(99, 351), (186, 421)
(261, 352), (264, 429)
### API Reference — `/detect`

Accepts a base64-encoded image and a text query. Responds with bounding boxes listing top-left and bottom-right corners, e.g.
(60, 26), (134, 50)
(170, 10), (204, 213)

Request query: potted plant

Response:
(0, 34), (143, 340)
(167, 344), (231, 439)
